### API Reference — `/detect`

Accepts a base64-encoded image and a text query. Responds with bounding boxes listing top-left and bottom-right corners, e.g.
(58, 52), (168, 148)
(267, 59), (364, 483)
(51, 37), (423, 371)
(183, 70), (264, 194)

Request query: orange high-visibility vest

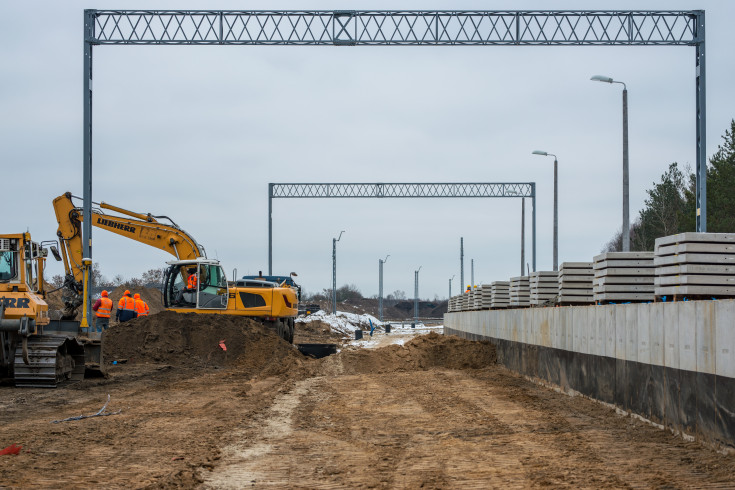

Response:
(118, 295), (136, 312)
(96, 297), (113, 318)
(187, 274), (198, 289)
(134, 299), (149, 316)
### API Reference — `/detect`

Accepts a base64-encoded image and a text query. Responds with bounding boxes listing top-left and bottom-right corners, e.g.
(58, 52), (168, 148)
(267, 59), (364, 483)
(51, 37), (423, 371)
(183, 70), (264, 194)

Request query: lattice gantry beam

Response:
(89, 10), (700, 46)
(270, 183), (534, 198)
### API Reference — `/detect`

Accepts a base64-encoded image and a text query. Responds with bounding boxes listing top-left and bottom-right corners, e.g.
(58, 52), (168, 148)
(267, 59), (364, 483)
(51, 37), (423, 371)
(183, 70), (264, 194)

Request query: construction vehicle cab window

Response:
(0, 242), (19, 282)
(167, 261), (228, 309)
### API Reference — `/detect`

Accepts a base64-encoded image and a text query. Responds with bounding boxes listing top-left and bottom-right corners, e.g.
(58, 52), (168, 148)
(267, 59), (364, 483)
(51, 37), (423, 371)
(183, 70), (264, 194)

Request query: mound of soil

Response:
(104, 311), (303, 376)
(312, 332), (496, 376)
(294, 319), (345, 344)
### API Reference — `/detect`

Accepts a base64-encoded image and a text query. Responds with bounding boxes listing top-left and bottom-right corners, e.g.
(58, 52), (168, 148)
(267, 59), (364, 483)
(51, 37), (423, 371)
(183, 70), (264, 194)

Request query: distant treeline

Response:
(604, 119), (735, 252)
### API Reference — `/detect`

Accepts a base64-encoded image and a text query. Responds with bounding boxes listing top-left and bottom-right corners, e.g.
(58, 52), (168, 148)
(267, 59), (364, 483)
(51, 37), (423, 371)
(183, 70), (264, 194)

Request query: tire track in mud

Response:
(205, 364), (735, 489)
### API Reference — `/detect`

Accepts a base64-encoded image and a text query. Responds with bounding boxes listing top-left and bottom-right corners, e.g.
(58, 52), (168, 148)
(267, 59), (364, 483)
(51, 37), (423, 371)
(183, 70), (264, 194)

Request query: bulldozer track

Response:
(13, 335), (85, 388)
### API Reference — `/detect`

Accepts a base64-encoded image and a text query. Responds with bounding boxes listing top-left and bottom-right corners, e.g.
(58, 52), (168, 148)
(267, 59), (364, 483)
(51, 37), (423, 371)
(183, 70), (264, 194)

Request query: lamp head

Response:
(591, 75), (614, 83)
(532, 150), (548, 156)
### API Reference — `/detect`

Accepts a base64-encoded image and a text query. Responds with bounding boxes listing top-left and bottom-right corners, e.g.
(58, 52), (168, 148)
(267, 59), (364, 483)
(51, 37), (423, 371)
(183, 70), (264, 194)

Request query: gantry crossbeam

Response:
(271, 183), (534, 198)
(88, 10), (699, 46)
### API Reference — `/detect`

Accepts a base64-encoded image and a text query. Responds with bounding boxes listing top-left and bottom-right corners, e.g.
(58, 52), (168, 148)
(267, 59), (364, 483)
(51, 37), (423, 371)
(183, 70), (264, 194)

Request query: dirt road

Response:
(1, 329), (734, 488)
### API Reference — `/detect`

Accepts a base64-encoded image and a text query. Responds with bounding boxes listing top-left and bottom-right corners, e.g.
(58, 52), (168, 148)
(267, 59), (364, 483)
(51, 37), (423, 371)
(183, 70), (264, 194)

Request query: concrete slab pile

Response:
(558, 262), (594, 304)
(472, 287), (483, 310)
(593, 252), (655, 303)
(655, 233), (735, 299)
(530, 271), (559, 306)
(461, 293), (470, 311)
(479, 285), (492, 309)
(510, 276), (530, 307)
(490, 281), (510, 309)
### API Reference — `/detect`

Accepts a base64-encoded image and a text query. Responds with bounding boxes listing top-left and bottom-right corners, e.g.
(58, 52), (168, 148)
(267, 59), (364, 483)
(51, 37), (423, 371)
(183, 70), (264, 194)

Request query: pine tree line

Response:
(604, 120), (735, 252)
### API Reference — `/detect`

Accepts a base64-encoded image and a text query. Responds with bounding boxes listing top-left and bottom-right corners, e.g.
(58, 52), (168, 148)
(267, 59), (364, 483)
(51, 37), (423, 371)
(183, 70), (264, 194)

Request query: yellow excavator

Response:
(53, 192), (298, 343)
(0, 232), (97, 387)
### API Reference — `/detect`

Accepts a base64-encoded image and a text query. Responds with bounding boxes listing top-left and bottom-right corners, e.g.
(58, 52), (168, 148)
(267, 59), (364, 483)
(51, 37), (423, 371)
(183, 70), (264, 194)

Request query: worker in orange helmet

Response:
(465, 285), (471, 294)
(92, 290), (113, 332)
(134, 293), (150, 318)
(116, 289), (137, 323)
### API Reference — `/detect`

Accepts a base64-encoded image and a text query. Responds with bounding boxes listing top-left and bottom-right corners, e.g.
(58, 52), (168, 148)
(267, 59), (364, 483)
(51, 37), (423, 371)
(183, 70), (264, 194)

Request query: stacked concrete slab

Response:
(472, 287), (483, 310)
(558, 262), (594, 304)
(461, 293), (470, 311)
(593, 251), (654, 303)
(509, 276), (530, 307)
(530, 271), (559, 306)
(479, 285), (492, 309)
(447, 296), (457, 312)
(655, 233), (735, 299)
(490, 281), (510, 309)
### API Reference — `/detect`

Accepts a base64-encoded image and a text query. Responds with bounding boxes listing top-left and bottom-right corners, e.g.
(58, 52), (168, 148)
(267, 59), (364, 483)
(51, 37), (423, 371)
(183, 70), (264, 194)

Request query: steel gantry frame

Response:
(81, 9), (706, 321)
(268, 182), (536, 275)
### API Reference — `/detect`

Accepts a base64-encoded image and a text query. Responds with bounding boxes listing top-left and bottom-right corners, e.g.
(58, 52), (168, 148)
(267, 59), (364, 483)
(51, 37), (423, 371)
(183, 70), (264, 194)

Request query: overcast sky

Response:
(2, 1), (734, 300)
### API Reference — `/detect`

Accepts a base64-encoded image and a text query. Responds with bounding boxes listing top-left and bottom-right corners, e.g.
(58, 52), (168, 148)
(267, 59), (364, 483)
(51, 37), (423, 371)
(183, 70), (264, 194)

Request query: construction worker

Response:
(91, 290), (113, 332)
(465, 285), (471, 294)
(187, 268), (198, 289)
(134, 293), (150, 318)
(176, 267), (199, 305)
(116, 290), (137, 323)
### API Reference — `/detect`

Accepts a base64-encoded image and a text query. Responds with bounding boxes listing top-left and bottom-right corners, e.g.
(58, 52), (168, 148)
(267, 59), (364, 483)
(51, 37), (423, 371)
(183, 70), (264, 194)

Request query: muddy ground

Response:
(1, 316), (735, 488)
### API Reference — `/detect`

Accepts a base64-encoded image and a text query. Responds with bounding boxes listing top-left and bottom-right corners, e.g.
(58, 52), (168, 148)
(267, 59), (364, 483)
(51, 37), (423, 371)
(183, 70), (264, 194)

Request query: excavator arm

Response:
(53, 192), (206, 318)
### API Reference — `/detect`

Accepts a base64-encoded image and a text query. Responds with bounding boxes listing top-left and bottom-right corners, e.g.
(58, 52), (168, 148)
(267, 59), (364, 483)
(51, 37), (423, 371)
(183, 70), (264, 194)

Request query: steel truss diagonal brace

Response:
(267, 182), (537, 275)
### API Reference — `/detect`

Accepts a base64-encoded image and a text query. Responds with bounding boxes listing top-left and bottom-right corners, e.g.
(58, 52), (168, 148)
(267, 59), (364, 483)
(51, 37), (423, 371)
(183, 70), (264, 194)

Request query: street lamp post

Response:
(532, 150), (559, 271)
(378, 254), (389, 322)
(449, 274), (455, 299)
(414, 266), (422, 322)
(332, 230), (345, 315)
(591, 75), (630, 252)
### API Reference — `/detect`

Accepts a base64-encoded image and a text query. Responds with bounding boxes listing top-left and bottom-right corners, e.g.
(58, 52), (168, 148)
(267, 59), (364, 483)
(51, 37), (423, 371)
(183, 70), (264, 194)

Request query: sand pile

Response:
(311, 332), (496, 376)
(104, 311), (302, 375)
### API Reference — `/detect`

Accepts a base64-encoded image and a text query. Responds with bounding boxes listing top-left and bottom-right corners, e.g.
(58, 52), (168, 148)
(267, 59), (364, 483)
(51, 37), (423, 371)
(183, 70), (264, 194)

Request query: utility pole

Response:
(414, 266), (422, 322)
(622, 86), (630, 251)
(521, 197), (525, 276)
(332, 230), (345, 315)
(471, 259), (474, 289)
(378, 255), (389, 322)
(449, 274), (455, 299)
(460, 237), (464, 293)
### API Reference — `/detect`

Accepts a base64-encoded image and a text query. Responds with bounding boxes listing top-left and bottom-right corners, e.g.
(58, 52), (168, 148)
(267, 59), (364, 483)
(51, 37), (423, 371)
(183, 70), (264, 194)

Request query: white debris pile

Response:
(296, 310), (383, 337)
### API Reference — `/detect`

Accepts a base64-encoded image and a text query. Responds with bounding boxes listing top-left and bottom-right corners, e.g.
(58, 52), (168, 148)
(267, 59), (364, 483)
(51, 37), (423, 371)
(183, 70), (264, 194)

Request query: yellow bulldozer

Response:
(0, 232), (100, 387)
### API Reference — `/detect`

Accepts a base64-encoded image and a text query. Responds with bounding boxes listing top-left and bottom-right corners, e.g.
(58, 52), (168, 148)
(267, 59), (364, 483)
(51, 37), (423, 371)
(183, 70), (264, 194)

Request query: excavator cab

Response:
(163, 259), (228, 310)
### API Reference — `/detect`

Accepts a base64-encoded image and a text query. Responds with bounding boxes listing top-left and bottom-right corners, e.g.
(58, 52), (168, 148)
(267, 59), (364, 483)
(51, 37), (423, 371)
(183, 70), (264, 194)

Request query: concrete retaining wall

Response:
(444, 300), (735, 448)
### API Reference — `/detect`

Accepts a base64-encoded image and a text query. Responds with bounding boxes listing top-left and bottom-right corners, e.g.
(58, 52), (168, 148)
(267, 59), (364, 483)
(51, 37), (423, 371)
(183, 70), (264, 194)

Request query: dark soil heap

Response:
(104, 311), (302, 375)
(313, 332), (497, 376)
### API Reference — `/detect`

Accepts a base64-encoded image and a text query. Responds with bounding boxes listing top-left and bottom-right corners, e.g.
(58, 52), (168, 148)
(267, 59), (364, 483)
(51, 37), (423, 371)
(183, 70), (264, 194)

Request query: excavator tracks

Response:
(13, 335), (85, 388)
